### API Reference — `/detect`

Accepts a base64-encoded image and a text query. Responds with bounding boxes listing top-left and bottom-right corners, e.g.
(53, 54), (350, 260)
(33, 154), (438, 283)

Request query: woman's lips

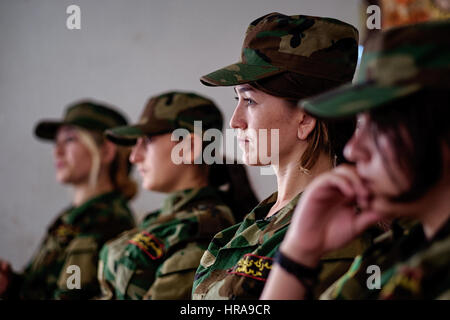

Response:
(237, 138), (250, 146)
(55, 161), (66, 169)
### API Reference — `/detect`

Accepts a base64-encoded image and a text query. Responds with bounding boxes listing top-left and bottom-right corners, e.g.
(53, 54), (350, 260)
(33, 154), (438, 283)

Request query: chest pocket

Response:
(202, 244), (269, 300)
(224, 250), (273, 299)
(57, 236), (98, 291)
(145, 242), (207, 300)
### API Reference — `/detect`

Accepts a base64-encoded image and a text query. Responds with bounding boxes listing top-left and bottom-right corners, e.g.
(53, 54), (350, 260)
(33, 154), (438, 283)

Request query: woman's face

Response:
(231, 84), (301, 166)
(344, 113), (411, 198)
(129, 133), (182, 192)
(54, 126), (93, 185)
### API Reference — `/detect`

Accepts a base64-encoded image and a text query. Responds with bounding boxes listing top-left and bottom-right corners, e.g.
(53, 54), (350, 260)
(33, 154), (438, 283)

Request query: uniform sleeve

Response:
(379, 235), (450, 300)
(98, 204), (234, 300)
(143, 242), (208, 300)
(54, 236), (100, 300)
(314, 235), (371, 298)
(191, 223), (241, 296)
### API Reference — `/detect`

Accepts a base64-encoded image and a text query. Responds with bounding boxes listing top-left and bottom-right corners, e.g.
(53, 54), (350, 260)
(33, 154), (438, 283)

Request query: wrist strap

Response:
(274, 250), (321, 296)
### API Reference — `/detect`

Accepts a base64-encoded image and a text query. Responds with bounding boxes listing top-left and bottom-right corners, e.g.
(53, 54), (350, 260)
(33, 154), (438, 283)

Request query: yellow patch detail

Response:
(128, 231), (164, 260)
(228, 254), (272, 281)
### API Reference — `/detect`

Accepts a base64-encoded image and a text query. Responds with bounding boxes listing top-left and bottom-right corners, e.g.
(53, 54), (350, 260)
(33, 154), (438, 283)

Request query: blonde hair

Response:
(76, 128), (138, 200)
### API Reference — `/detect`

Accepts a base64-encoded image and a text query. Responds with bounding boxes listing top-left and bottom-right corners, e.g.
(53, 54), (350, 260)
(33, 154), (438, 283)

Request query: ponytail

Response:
(109, 146), (138, 200)
(208, 160), (259, 223)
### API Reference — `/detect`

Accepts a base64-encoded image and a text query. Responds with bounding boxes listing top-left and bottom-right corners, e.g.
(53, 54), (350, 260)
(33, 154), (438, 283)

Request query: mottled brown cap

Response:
(200, 12), (359, 87)
(105, 91), (223, 146)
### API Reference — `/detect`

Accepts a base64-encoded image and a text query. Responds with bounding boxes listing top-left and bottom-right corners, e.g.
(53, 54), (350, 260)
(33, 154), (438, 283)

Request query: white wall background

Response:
(0, 0), (360, 271)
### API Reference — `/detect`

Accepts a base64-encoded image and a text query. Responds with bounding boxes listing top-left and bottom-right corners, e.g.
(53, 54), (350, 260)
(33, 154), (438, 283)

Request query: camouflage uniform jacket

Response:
(97, 186), (235, 300)
(8, 191), (135, 300)
(321, 219), (450, 300)
(192, 192), (376, 300)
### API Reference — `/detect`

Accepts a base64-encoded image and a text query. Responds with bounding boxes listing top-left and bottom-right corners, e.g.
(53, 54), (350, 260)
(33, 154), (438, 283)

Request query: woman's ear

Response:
(100, 140), (117, 165)
(297, 111), (317, 141)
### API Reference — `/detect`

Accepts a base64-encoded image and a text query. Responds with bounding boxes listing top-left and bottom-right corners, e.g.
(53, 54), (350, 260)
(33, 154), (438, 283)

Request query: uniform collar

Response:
(159, 186), (221, 215)
(253, 191), (301, 221)
(242, 191), (301, 232)
(63, 191), (121, 225)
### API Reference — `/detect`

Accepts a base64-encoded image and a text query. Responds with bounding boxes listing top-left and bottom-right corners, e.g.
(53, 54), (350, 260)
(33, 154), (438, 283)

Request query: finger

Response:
(322, 173), (357, 200)
(334, 166), (371, 208)
(334, 165), (370, 198)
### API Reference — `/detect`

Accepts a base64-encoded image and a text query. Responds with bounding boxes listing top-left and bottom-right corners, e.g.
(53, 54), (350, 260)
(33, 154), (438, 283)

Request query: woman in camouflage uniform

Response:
(262, 19), (450, 300)
(97, 91), (258, 299)
(0, 100), (137, 299)
(191, 12), (382, 300)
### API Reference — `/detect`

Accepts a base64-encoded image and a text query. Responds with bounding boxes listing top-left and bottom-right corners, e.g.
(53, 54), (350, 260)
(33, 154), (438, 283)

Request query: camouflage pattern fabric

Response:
(301, 18), (450, 118)
(192, 192), (377, 300)
(6, 191), (135, 300)
(35, 100), (128, 141)
(321, 219), (450, 299)
(105, 91), (223, 146)
(97, 186), (235, 300)
(200, 12), (359, 87)
(380, 0), (450, 29)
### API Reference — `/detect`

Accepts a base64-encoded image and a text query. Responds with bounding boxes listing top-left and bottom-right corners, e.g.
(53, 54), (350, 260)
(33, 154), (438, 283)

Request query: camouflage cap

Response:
(105, 91), (223, 146)
(301, 19), (450, 118)
(200, 12), (359, 87)
(35, 100), (128, 140)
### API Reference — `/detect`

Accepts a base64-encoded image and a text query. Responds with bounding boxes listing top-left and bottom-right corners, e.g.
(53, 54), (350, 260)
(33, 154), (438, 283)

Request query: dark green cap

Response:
(200, 12), (359, 87)
(105, 91), (223, 146)
(300, 19), (450, 118)
(35, 100), (128, 140)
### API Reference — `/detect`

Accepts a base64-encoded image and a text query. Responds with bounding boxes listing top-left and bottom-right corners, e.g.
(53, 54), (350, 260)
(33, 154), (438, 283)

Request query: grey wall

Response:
(0, 0), (360, 271)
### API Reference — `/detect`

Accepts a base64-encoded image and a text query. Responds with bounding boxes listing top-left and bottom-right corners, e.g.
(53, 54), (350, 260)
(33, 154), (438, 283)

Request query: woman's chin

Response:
(55, 174), (70, 184)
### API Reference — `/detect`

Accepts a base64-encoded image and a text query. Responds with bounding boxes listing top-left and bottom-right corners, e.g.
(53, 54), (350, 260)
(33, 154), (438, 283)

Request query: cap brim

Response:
(105, 125), (147, 146)
(300, 81), (422, 118)
(34, 121), (65, 140)
(200, 62), (283, 87)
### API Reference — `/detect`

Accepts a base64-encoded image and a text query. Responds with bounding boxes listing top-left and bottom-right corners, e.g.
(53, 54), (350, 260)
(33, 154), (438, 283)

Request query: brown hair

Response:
(197, 132), (259, 222)
(108, 146), (138, 200)
(208, 161), (259, 223)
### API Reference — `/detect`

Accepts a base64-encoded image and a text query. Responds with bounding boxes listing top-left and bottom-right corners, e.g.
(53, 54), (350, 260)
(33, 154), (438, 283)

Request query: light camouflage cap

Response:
(301, 18), (450, 118)
(105, 91), (223, 146)
(35, 101), (128, 140)
(200, 12), (359, 86)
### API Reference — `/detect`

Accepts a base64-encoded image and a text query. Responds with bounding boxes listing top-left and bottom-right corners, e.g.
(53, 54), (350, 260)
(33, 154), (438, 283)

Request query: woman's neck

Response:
(267, 152), (332, 218)
(169, 166), (209, 193)
(72, 172), (114, 207)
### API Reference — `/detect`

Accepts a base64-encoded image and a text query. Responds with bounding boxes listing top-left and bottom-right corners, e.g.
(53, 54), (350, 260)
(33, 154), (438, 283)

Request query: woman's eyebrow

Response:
(234, 86), (255, 94)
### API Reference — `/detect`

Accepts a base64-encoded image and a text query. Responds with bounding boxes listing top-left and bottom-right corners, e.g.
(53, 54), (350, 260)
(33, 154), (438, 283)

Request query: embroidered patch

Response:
(54, 224), (80, 244)
(227, 253), (273, 281)
(380, 266), (423, 299)
(128, 231), (165, 260)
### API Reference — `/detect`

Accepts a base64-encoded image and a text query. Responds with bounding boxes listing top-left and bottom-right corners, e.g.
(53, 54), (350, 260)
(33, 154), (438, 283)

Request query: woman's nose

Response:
(129, 140), (144, 163)
(229, 103), (247, 130)
(53, 142), (64, 157)
(343, 129), (369, 164)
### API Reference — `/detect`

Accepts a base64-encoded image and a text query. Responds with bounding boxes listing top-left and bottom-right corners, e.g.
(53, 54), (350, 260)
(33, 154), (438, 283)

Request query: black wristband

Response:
(273, 250), (321, 293)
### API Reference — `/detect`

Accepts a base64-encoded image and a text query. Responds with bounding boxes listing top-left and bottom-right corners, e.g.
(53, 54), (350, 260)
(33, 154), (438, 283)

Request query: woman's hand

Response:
(0, 259), (12, 296)
(281, 164), (381, 267)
